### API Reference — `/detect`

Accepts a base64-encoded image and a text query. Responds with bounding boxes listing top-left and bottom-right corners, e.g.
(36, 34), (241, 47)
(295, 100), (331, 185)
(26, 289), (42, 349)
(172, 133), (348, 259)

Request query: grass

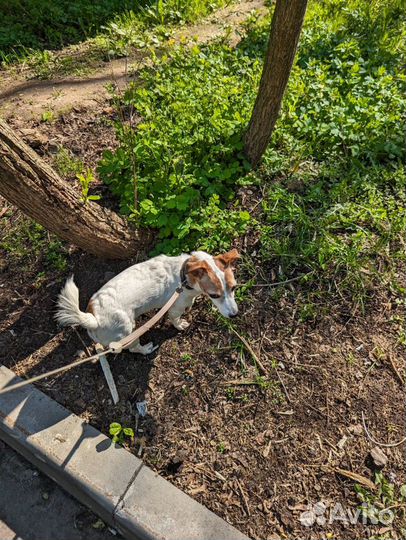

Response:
(0, 0), (231, 76)
(54, 147), (84, 179)
(0, 0), (134, 55)
(40, 110), (56, 123)
(99, 0), (405, 308)
(0, 216), (68, 273)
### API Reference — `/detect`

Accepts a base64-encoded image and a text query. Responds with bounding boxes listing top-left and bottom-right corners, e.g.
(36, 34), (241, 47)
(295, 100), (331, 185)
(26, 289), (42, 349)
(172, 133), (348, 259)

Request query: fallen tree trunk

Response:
(0, 119), (150, 259)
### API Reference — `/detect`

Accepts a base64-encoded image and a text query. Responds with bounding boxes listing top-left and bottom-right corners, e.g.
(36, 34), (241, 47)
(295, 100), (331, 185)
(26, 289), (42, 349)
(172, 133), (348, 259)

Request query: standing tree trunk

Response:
(244, 0), (308, 167)
(0, 119), (150, 259)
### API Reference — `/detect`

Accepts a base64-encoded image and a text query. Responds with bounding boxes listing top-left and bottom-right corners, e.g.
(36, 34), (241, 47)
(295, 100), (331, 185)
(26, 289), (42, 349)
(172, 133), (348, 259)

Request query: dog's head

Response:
(185, 249), (240, 318)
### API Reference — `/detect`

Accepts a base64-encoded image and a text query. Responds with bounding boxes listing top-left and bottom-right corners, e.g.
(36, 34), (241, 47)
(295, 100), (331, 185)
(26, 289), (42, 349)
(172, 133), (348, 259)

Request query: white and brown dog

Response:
(55, 249), (240, 355)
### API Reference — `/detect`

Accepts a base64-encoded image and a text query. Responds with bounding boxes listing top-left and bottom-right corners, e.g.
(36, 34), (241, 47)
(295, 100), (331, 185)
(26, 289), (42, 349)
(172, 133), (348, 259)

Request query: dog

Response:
(55, 249), (240, 355)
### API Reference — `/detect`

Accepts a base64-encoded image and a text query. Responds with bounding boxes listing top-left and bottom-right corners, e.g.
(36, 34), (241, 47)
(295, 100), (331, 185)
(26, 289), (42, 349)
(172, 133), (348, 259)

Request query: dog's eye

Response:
(208, 293), (221, 299)
(231, 285), (237, 292)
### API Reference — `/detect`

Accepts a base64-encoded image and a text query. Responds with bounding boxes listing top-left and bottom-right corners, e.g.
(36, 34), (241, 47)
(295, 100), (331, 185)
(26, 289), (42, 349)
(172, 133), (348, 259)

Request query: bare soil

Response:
(0, 105), (405, 540)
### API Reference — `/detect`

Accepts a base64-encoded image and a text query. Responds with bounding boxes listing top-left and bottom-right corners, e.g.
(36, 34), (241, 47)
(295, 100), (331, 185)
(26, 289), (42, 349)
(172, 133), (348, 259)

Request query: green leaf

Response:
(239, 211), (251, 222)
(109, 422), (122, 436)
(123, 427), (135, 438)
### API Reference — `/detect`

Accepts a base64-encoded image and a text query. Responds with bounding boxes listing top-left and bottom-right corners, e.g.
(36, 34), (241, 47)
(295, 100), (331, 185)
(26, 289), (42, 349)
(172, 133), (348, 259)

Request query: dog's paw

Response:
(172, 318), (190, 331)
(129, 342), (158, 355)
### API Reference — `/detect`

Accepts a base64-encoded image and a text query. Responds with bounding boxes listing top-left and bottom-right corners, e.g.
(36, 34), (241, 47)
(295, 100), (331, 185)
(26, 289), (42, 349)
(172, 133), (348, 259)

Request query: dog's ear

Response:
(215, 248), (241, 269)
(186, 260), (209, 279)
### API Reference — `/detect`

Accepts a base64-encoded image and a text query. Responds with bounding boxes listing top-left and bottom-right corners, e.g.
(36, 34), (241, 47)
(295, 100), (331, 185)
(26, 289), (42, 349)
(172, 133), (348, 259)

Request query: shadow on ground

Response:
(0, 0), (149, 57)
(0, 250), (183, 454)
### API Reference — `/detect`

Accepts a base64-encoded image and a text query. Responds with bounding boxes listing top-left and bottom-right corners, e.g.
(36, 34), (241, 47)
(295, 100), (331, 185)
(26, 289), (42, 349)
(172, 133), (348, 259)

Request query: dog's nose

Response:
(229, 311), (238, 318)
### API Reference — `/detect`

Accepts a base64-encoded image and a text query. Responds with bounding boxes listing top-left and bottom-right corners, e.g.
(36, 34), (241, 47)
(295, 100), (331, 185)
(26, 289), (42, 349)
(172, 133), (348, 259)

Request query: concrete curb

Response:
(0, 365), (248, 540)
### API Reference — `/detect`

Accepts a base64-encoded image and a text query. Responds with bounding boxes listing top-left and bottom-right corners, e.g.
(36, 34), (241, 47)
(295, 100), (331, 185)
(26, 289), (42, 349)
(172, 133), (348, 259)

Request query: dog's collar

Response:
(180, 258), (194, 290)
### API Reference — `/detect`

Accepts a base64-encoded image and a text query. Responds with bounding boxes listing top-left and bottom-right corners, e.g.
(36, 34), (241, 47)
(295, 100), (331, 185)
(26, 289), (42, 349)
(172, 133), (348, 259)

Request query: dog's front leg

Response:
(168, 294), (195, 330)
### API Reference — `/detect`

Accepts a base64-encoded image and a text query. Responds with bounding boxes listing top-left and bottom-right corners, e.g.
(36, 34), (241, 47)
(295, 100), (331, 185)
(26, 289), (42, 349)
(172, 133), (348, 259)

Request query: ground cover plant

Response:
(100, 0), (405, 304)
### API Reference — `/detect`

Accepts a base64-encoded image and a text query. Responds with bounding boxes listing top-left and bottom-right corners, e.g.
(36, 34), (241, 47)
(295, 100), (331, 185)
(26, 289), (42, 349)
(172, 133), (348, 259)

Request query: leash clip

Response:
(109, 341), (123, 354)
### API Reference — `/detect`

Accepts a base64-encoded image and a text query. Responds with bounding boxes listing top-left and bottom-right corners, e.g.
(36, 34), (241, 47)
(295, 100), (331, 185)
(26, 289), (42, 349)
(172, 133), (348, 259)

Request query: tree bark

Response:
(0, 119), (150, 259)
(244, 0), (308, 167)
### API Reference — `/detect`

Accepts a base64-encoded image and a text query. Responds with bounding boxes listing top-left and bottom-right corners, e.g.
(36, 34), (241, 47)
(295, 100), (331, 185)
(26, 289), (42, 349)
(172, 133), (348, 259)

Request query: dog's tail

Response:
(55, 276), (98, 330)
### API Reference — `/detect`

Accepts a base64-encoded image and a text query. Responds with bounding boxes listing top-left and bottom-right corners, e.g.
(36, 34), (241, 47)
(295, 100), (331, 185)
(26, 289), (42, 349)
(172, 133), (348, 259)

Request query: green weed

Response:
(217, 441), (227, 453)
(180, 353), (195, 366)
(355, 472), (406, 528)
(253, 375), (272, 390)
(99, 42), (256, 253)
(141, 0), (229, 26)
(45, 241), (68, 271)
(0, 220), (67, 272)
(77, 169), (101, 204)
(346, 352), (357, 366)
(54, 148), (84, 178)
(109, 422), (135, 445)
(41, 110), (55, 123)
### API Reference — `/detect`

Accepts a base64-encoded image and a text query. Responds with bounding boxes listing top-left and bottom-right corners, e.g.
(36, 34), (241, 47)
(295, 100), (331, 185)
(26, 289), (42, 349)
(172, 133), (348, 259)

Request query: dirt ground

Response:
(0, 105), (405, 540)
(1, 1), (405, 538)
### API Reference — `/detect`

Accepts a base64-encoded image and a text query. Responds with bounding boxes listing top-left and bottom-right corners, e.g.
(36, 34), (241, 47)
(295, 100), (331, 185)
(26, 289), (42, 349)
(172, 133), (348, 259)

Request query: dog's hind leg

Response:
(104, 312), (157, 356)
(129, 339), (158, 355)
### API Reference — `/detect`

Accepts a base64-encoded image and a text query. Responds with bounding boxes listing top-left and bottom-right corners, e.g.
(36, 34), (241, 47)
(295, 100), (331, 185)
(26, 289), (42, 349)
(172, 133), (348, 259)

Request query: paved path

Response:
(0, 442), (121, 540)
(0, 0), (266, 122)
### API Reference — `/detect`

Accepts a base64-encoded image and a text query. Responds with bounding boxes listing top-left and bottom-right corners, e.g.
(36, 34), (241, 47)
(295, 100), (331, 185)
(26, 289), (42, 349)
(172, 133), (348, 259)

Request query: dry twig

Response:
(236, 479), (251, 516)
(387, 353), (405, 386)
(273, 367), (291, 403)
(229, 326), (268, 376)
(361, 411), (406, 448)
(334, 468), (376, 491)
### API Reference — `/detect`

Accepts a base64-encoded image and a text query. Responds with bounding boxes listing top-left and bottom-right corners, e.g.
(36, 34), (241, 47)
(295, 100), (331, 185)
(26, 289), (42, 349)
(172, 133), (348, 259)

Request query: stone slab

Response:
(116, 464), (248, 540)
(0, 365), (249, 540)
